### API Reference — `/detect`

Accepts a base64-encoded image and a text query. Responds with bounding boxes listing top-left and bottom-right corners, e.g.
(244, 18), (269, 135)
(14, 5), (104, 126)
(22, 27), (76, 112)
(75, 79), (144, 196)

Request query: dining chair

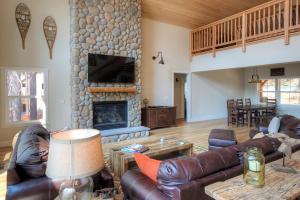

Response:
(244, 98), (260, 124)
(236, 99), (244, 107)
(227, 99), (244, 127)
(263, 98), (277, 117)
(245, 98), (251, 106)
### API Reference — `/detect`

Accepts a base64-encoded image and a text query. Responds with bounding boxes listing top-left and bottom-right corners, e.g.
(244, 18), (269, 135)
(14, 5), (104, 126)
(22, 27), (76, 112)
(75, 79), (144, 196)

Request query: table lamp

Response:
(46, 129), (104, 200)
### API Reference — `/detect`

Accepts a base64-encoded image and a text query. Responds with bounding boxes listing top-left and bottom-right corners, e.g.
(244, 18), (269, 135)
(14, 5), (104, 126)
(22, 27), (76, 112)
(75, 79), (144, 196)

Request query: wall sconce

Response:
(152, 51), (164, 65)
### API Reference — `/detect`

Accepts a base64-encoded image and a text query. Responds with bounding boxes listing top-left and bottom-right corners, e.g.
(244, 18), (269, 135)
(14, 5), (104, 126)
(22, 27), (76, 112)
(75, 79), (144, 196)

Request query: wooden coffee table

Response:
(205, 151), (300, 200)
(110, 137), (193, 177)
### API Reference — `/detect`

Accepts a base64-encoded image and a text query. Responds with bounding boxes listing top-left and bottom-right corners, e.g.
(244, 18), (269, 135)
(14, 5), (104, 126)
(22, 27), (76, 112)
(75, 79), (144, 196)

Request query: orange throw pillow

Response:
(134, 153), (161, 182)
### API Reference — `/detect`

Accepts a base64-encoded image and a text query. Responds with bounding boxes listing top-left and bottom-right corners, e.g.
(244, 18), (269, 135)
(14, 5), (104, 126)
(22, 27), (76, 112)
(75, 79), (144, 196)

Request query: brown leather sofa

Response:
(249, 115), (300, 139)
(121, 136), (300, 200)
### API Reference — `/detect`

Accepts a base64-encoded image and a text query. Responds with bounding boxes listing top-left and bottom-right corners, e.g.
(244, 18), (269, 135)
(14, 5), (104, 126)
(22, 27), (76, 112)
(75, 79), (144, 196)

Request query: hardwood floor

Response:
(0, 118), (251, 199)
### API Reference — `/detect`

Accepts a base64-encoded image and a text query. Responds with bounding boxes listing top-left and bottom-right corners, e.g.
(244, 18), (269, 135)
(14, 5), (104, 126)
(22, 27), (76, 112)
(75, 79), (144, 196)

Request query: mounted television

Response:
(88, 54), (135, 83)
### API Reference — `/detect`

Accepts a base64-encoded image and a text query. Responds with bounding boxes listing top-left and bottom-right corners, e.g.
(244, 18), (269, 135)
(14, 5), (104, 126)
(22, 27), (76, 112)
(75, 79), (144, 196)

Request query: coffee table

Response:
(205, 151), (300, 200)
(110, 137), (193, 177)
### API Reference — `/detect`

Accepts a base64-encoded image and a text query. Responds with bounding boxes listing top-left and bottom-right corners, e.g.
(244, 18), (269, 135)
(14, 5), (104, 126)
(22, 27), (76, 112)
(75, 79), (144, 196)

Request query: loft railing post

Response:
(190, 31), (193, 61)
(242, 12), (246, 52)
(284, 0), (290, 44)
(212, 25), (216, 57)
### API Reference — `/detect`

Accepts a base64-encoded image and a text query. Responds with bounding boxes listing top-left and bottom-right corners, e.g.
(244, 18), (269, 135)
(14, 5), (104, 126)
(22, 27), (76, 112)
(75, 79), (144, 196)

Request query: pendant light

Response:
(248, 67), (261, 84)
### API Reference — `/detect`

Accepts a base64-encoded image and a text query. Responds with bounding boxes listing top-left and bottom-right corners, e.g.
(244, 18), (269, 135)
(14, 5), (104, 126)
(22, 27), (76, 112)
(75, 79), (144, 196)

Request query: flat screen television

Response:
(88, 54), (135, 83)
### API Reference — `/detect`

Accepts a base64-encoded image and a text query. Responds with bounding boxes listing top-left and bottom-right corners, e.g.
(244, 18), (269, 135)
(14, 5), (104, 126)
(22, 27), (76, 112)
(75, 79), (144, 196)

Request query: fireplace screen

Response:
(93, 101), (128, 130)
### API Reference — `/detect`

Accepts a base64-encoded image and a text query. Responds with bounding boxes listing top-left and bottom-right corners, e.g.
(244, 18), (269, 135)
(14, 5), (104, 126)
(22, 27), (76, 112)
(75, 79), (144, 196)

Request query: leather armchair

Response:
(6, 129), (113, 200)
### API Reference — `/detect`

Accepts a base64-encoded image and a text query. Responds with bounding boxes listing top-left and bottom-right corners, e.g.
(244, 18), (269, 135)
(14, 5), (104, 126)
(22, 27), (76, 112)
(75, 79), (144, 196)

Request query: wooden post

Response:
(284, 0), (290, 45)
(212, 25), (216, 57)
(189, 31), (193, 61)
(242, 12), (246, 52)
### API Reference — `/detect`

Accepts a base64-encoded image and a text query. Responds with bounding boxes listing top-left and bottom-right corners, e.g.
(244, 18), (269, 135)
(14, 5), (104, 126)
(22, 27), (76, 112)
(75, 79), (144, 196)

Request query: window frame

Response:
(259, 79), (276, 101)
(278, 78), (300, 106)
(259, 77), (300, 107)
(1, 67), (49, 128)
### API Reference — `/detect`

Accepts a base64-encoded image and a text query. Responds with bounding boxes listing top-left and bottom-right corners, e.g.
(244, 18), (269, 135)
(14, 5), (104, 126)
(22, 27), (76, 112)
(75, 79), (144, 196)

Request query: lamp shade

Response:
(46, 129), (104, 180)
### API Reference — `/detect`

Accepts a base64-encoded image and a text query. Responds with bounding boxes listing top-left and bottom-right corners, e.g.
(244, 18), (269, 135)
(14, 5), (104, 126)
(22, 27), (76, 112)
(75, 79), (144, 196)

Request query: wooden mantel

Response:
(87, 87), (137, 93)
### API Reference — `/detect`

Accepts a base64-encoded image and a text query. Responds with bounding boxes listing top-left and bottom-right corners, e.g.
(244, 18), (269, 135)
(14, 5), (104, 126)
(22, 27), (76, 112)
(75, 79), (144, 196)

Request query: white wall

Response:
(190, 69), (245, 121)
(0, 0), (70, 146)
(191, 35), (300, 72)
(244, 63), (300, 118)
(141, 18), (190, 106)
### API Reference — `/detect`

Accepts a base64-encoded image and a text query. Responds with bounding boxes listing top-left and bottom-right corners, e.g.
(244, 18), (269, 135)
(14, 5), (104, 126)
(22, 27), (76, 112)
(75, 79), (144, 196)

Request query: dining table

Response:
(237, 104), (276, 127)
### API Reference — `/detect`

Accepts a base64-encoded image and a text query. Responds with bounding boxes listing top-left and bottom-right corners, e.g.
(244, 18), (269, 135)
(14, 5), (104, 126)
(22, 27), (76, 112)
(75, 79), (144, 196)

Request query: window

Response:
(4, 69), (47, 126)
(259, 78), (300, 106)
(279, 78), (300, 105)
(260, 79), (276, 100)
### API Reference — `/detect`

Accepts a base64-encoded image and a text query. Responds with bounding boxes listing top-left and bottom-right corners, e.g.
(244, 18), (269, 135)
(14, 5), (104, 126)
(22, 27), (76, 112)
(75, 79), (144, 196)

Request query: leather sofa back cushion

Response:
(279, 115), (298, 132)
(157, 147), (239, 195)
(16, 125), (50, 178)
(230, 136), (280, 163)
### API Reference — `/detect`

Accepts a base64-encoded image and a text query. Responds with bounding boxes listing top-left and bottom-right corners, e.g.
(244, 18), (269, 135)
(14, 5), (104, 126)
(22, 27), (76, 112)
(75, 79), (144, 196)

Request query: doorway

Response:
(174, 73), (187, 124)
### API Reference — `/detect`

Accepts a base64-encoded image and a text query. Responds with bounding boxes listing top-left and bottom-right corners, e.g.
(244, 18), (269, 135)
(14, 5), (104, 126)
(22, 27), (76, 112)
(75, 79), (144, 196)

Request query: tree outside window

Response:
(259, 79), (275, 102)
(259, 78), (300, 105)
(6, 70), (46, 125)
(280, 78), (300, 105)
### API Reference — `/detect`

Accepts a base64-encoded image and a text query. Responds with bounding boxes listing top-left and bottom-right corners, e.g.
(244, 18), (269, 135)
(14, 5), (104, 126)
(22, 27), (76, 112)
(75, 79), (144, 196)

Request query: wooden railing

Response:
(191, 0), (300, 57)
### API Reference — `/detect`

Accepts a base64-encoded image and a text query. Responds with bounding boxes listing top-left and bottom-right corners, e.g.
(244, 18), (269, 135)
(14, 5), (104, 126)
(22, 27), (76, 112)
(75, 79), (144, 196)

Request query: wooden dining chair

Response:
(263, 98), (277, 117)
(245, 98), (251, 106)
(227, 99), (244, 127)
(244, 98), (259, 124)
(236, 99), (244, 107)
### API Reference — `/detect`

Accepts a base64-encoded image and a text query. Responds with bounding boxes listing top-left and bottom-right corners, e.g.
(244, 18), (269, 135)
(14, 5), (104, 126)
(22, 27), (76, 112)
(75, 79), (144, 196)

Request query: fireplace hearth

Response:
(93, 101), (128, 130)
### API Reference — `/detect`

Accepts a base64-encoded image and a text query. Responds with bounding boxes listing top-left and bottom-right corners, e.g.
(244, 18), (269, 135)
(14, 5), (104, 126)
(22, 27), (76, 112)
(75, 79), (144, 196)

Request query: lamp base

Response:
(59, 177), (93, 200)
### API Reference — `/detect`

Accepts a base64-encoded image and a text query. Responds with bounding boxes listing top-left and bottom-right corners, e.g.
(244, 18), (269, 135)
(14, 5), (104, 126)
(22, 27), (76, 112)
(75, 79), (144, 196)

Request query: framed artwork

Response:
(271, 68), (285, 76)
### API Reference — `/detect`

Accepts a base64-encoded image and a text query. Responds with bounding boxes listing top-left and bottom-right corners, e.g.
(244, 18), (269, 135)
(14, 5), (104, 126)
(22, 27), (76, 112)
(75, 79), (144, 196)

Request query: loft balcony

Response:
(190, 0), (300, 57)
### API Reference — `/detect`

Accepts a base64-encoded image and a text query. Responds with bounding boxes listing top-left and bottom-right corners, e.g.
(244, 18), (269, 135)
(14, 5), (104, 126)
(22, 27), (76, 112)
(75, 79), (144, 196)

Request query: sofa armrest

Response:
(6, 176), (59, 200)
(249, 129), (260, 139)
(6, 167), (21, 186)
(121, 169), (169, 200)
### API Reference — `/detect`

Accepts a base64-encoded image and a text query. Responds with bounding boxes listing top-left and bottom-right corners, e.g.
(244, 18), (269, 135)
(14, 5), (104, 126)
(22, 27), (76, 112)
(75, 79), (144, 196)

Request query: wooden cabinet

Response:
(142, 106), (176, 129)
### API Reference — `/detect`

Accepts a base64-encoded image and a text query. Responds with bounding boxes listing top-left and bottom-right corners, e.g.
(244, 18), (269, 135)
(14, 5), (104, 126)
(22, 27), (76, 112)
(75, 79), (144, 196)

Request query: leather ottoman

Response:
(208, 129), (237, 150)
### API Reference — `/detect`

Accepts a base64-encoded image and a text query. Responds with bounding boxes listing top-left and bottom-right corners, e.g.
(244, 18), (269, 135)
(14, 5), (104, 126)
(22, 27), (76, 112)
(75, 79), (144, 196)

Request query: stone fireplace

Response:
(70, 0), (149, 143)
(93, 101), (128, 130)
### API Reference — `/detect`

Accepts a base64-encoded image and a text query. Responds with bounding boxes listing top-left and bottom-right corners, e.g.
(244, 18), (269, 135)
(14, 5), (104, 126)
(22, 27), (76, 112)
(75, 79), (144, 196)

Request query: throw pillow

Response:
(134, 153), (161, 182)
(253, 132), (265, 139)
(16, 124), (50, 178)
(268, 117), (281, 134)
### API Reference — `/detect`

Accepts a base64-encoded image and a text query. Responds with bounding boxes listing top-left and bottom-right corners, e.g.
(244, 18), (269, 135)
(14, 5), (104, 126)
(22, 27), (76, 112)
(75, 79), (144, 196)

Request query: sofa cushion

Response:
(268, 117), (281, 134)
(230, 136), (281, 164)
(157, 147), (240, 197)
(279, 115), (298, 132)
(16, 125), (50, 178)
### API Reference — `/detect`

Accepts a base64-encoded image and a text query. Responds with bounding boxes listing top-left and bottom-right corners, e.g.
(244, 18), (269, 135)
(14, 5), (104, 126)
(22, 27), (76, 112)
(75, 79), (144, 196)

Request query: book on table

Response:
(121, 144), (149, 154)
